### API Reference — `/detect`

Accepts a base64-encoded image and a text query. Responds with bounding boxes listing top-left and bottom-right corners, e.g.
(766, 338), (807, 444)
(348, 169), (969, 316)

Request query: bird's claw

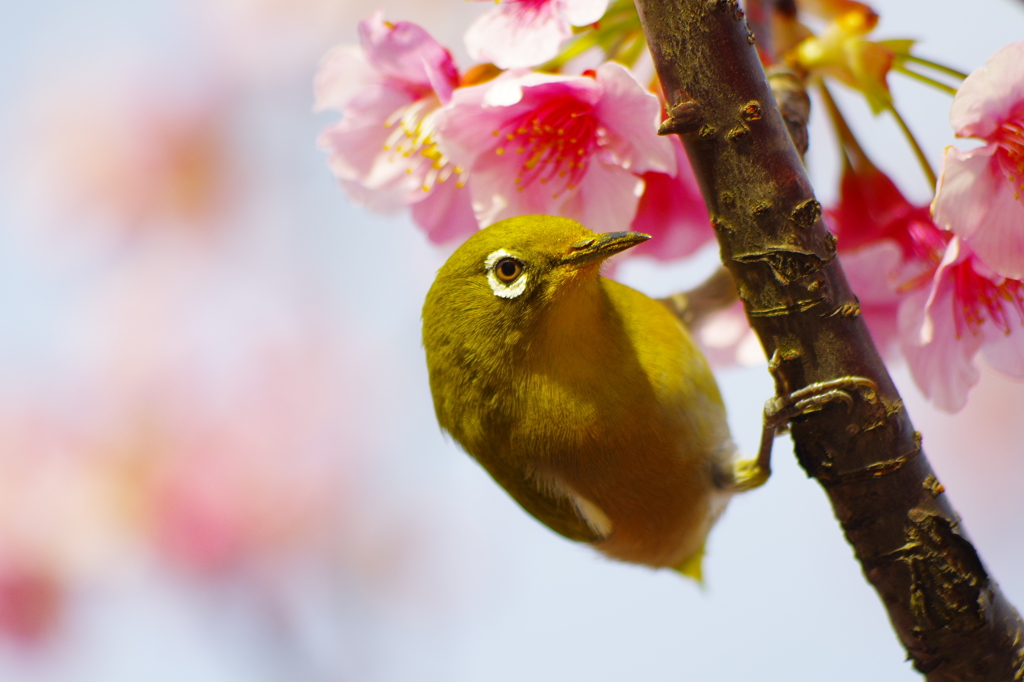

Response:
(729, 375), (879, 493)
(729, 457), (770, 492)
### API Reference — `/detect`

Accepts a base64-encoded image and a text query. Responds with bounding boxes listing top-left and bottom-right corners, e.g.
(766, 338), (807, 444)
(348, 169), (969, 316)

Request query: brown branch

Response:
(767, 66), (809, 159)
(658, 266), (738, 329)
(633, 0), (1024, 678)
(741, 0), (777, 62)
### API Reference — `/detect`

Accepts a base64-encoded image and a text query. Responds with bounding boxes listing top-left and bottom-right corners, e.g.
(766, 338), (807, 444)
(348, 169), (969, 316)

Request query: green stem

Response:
(539, 35), (592, 71)
(889, 106), (938, 189)
(616, 33), (648, 66)
(818, 84), (872, 171)
(893, 65), (959, 96)
(903, 54), (969, 80)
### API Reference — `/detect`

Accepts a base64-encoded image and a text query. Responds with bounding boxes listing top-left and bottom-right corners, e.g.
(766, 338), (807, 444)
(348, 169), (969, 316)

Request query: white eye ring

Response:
(484, 248), (528, 299)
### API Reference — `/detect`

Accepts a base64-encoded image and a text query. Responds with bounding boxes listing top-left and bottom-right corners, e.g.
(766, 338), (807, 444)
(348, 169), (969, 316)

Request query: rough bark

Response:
(633, 0), (1024, 678)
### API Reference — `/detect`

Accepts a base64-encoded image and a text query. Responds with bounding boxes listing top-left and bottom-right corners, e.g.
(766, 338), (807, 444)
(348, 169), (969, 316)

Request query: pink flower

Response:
(826, 155), (1024, 411)
(629, 136), (714, 261)
(315, 12), (477, 243)
(838, 240), (905, 358)
(827, 160), (946, 356)
(828, 159), (928, 253)
(899, 236), (1024, 412)
(435, 63), (674, 234)
(693, 301), (765, 367)
(0, 561), (63, 646)
(465, 0), (609, 69)
(932, 41), (1024, 280)
(18, 74), (231, 242)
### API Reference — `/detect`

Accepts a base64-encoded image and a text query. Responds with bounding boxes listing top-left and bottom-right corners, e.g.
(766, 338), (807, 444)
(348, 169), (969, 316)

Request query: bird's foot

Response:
(727, 375), (879, 492)
(730, 457), (770, 492)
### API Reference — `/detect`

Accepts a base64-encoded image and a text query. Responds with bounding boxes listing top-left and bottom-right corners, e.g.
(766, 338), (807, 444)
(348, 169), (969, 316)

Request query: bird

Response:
(422, 215), (767, 579)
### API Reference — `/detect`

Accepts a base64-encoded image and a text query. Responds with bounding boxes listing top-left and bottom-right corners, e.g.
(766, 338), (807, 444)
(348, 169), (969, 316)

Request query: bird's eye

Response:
(494, 257), (523, 283)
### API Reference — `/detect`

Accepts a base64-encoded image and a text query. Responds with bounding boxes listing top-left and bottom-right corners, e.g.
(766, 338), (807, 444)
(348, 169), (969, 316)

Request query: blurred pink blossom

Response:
(629, 136), (713, 261)
(464, 0), (609, 69)
(20, 77), (231, 243)
(436, 62), (673, 233)
(899, 236), (1024, 412)
(0, 402), (135, 646)
(142, 345), (354, 575)
(933, 40), (1024, 280)
(0, 246), (420, 643)
(188, 0), (348, 83)
(63, 254), (378, 576)
(316, 12), (477, 243)
(0, 561), (63, 646)
(827, 160), (945, 356)
(837, 240), (904, 358)
(692, 300), (765, 367)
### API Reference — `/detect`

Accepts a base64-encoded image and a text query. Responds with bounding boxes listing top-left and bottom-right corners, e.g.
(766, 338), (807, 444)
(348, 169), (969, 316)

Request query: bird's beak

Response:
(560, 232), (652, 267)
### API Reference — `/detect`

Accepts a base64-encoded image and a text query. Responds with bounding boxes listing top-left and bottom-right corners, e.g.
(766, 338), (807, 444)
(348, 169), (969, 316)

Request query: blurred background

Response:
(1, 0), (1022, 680)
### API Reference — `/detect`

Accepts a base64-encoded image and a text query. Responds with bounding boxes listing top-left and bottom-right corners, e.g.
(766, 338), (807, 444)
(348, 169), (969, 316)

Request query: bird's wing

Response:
(477, 456), (603, 544)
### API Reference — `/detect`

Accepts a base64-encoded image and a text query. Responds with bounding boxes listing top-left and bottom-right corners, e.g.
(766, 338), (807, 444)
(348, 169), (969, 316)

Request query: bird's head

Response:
(425, 215), (651, 327)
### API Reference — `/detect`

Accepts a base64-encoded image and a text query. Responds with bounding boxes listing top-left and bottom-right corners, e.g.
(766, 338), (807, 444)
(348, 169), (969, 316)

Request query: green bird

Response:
(422, 215), (768, 578)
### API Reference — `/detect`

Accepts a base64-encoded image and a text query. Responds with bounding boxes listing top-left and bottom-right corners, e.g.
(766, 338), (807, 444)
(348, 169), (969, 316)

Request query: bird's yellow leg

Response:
(729, 376), (879, 492)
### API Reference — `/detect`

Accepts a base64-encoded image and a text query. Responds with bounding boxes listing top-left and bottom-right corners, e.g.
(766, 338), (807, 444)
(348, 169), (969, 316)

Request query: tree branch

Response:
(633, 0), (1024, 678)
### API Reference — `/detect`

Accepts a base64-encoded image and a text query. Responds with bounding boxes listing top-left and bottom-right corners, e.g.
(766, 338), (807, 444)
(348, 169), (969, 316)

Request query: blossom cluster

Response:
(316, 2), (1024, 412)
(830, 42), (1024, 411)
(315, 9), (711, 257)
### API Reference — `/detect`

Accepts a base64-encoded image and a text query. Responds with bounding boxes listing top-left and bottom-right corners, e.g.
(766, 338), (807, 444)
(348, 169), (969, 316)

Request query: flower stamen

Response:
(495, 96), (598, 195)
(952, 260), (1024, 337)
(997, 119), (1024, 200)
(382, 97), (465, 193)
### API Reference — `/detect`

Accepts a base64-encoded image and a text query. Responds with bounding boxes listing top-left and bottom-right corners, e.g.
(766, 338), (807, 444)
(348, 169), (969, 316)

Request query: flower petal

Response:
(981, 324), (1024, 380)
(556, 160), (644, 234)
(317, 89), (439, 210)
(313, 45), (373, 113)
(410, 179), (479, 244)
(359, 11), (460, 102)
(898, 283), (982, 413)
(464, 3), (570, 69)
(694, 301), (762, 367)
(840, 240), (904, 357)
(933, 145), (1024, 279)
(592, 63), (674, 174)
(317, 86), (413, 182)
(438, 69), (654, 231)
(629, 137), (712, 261)
(433, 82), (507, 173)
(560, 0), (610, 26)
(950, 41), (1024, 139)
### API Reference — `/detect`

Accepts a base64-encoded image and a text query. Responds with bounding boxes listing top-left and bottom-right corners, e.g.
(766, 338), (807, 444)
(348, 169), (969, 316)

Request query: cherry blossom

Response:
(825, 155), (1024, 412)
(693, 301), (766, 367)
(816, 126), (1024, 410)
(827, 160), (945, 356)
(435, 63), (673, 234)
(18, 73), (231, 243)
(465, 0), (609, 69)
(629, 136), (714, 261)
(837, 241), (905, 358)
(315, 12), (477, 243)
(899, 237), (1024, 412)
(0, 561), (63, 645)
(932, 41), (1024, 280)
